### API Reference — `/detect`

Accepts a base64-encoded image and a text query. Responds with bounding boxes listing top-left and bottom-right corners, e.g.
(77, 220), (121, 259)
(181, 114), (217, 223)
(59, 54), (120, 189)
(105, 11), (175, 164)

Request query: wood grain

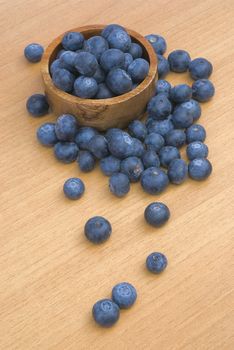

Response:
(0, 0), (233, 349)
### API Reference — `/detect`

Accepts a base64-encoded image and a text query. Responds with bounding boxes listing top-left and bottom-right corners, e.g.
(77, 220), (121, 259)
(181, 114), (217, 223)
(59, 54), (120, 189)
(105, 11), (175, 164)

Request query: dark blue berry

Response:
(146, 252), (168, 274)
(55, 114), (78, 141)
(54, 142), (78, 163)
(26, 94), (49, 117)
(112, 282), (137, 309)
(100, 49), (125, 72)
(63, 178), (85, 200)
(186, 124), (206, 143)
(168, 49), (191, 72)
(85, 216), (112, 244)
(59, 51), (78, 73)
(77, 150), (95, 172)
(84, 35), (109, 60)
(129, 43), (143, 58)
(159, 146), (180, 168)
(165, 129), (186, 148)
(157, 55), (169, 78)
(93, 65), (106, 83)
(123, 53), (134, 70)
(189, 58), (213, 80)
(73, 76), (98, 98)
(52, 68), (75, 92)
(108, 130), (134, 159)
(141, 150), (160, 169)
(145, 34), (167, 55)
(109, 172), (130, 197)
(147, 118), (174, 137)
(172, 108), (193, 129)
(167, 158), (188, 184)
(106, 68), (132, 95)
(145, 132), (165, 152)
(101, 24), (126, 39)
(37, 123), (58, 147)
(170, 84), (192, 103)
(95, 83), (114, 99)
(186, 141), (208, 160)
(127, 58), (149, 83)
(75, 127), (97, 149)
(128, 120), (147, 141)
(192, 79), (215, 102)
(144, 202), (170, 227)
(56, 49), (66, 59)
(176, 99), (201, 122)
(141, 167), (169, 194)
(88, 135), (109, 159)
(132, 138), (145, 158)
(107, 29), (131, 52)
(147, 94), (172, 120)
(188, 158), (212, 180)
(92, 299), (120, 327)
(24, 43), (44, 62)
(74, 52), (98, 76)
(100, 156), (120, 176)
(50, 59), (62, 75)
(120, 156), (144, 182)
(155, 79), (171, 97)
(62, 31), (84, 51)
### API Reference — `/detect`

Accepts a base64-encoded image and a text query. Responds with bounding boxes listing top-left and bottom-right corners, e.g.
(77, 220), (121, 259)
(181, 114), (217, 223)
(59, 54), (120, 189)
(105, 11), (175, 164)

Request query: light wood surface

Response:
(0, 0), (233, 349)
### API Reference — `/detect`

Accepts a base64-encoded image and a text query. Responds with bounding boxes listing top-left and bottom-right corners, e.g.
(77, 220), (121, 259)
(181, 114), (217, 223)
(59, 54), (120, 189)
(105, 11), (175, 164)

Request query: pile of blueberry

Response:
(24, 23), (215, 328)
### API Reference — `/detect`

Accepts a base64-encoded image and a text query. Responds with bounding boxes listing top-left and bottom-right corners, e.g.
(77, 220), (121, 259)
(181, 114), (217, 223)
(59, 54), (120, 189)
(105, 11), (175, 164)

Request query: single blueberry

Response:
(147, 118), (174, 137)
(159, 146), (180, 168)
(147, 94), (172, 120)
(95, 83), (114, 99)
(175, 99), (201, 122)
(128, 120), (147, 141)
(73, 76), (98, 98)
(112, 282), (137, 309)
(168, 49), (191, 72)
(37, 122), (58, 147)
(145, 34), (167, 55)
(107, 130), (134, 159)
(129, 42), (143, 59)
(63, 178), (85, 200)
(170, 84), (192, 103)
(50, 59), (62, 75)
(167, 158), (188, 184)
(131, 138), (145, 158)
(146, 252), (168, 274)
(75, 127), (98, 149)
(192, 79), (215, 102)
(88, 135), (109, 159)
(186, 141), (208, 160)
(140, 167), (169, 194)
(155, 79), (171, 97)
(56, 49), (66, 59)
(92, 299), (120, 327)
(141, 150), (160, 169)
(165, 129), (186, 148)
(54, 142), (78, 163)
(105, 128), (122, 142)
(62, 31), (84, 51)
(74, 52), (98, 76)
(186, 124), (206, 143)
(107, 29), (131, 52)
(144, 202), (170, 227)
(77, 150), (95, 172)
(59, 51), (78, 73)
(85, 216), (112, 244)
(100, 49), (125, 72)
(188, 158), (212, 180)
(127, 58), (149, 83)
(120, 156), (144, 182)
(26, 94), (49, 117)
(157, 55), (170, 79)
(172, 108), (193, 129)
(101, 24), (126, 39)
(100, 156), (120, 176)
(24, 43), (44, 62)
(145, 132), (165, 152)
(84, 35), (109, 60)
(123, 53), (134, 70)
(55, 114), (78, 141)
(52, 68), (75, 92)
(189, 57), (213, 80)
(93, 65), (106, 84)
(106, 68), (132, 95)
(109, 172), (130, 197)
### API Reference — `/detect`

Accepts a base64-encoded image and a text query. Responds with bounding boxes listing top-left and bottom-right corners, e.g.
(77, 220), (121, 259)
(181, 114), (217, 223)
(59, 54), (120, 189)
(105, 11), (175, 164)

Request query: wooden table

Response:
(1, 0), (233, 349)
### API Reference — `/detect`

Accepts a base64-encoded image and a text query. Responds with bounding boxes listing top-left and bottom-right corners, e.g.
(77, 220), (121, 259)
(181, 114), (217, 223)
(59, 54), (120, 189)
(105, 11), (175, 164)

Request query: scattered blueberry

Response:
(107, 29), (131, 52)
(167, 158), (188, 184)
(188, 158), (212, 180)
(159, 146), (181, 168)
(189, 57), (213, 80)
(54, 141), (78, 163)
(172, 108), (193, 129)
(37, 122), (58, 147)
(168, 49), (191, 72)
(186, 124), (206, 143)
(144, 132), (165, 152)
(147, 118), (174, 136)
(132, 138), (145, 158)
(146, 252), (168, 274)
(186, 141), (208, 160)
(74, 76), (98, 98)
(77, 150), (95, 172)
(145, 34), (167, 55)
(75, 127), (98, 149)
(85, 216), (112, 244)
(63, 177), (85, 200)
(52, 68), (75, 92)
(100, 156), (121, 176)
(155, 79), (171, 97)
(175, 99), (201, 122)
(84, 35), (109, 60)
(170, 84), (192, 103)
(62, 31), (84, 51)
(127, 58), (149, 83)
(26, 94), (49, 117)
(24, 43), (44, 63)
(120, 156), (144, 182)
(55, 114), (78, 141)
(157, 55), (170, 79)
(88, 135), (109, 159)
(128, 120), (147, 141)
(112, 282), (137, 309)
(109, 172), (130, 197)
(108, 130), (134, 159)
(129, 42), (143, 59)
(192, 79), (215, 102)
(165, 129), (186, 148)
(141, 167), (169, 194)
(147, 94), (172, 120)
(106, 68), (132, 95)
(92, 299), (120, 327)
(141, 150), (160, 169)
(144, 202), (170, 227)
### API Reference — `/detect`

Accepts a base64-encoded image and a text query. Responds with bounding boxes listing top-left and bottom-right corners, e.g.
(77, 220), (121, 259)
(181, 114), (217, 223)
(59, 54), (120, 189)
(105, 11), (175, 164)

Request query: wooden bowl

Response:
(41, 24), (157, 131)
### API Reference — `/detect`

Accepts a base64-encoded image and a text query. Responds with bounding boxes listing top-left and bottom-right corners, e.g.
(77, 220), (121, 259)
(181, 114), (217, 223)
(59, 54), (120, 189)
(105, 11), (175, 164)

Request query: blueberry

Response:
(54, 142), (78, 163)
(107, 130), (134, 159)
(165, 129), (186, 148)
(128, 120), (147, 141)
(75, 127), (98, 149)
(141, 167), (169, 194)
(188, 158), (212, 180)
(93, 65), (106, 83)
(107, 29), (131, 52)
(120, 156), (144, 182)
(167, 158), (188, 184)
(176, 99), (201, 122)
(127, 58), (149, 83)
(192, 79), (215, 102)
(147, 118), (174, 136)
(101, 24), (126, 39)
(84, 35), (109, 60)
(170, 84), (192, 103)
(55, 114), (78, 141)
(74, 52), (98, 77)
(145, 132), (165, 152)
(77, 150), (95, 172)
(147, 94), (172, 120)
(56, 49), (66, 59)
(24, 43), (44, 62)
(186, 141), (208, 160)
(63, 178), (85, 200)
(157, 55), (169, 79)
(100, 156), (120, 176)
(172, 108), (193, 129)
(155, 79), (171, 97)
(168, 49), (191, 72)
(146, 252), (168, 274)
(186, 124), (206, 143)
(105, 128), (121, 142)
(106, 68), (132, 95)
(100, 49), (125, 72)
(141, 150), (160, 168)
(109, 172), (130, 197)
(144, 202), (170, 227)
(112, 282), (137, 309)
(26, 94), (49, 117)
(74, 76), (98, 98)
(189, 58), (213, 80)
(37, 122), (58, 147)
(129, 43), (143, 59)
(159, 146), (180, 168)
(88, 135), (109, 159)
(59, 51), (78, 73)
(50, 59), (62, 75)
(85, 216), (112, 244)
(92, 299), (120, 327)
(52, 68), (75, 92)
(62, 31), (84, 51)
(123, 53), (134, 70)
(145, 34), (167, 55)
(95, 83), (114, 99)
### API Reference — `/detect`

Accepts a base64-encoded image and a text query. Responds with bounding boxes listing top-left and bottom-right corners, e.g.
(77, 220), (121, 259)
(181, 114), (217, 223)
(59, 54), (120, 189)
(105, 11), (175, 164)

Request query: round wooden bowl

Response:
(41, 24), (157, 131)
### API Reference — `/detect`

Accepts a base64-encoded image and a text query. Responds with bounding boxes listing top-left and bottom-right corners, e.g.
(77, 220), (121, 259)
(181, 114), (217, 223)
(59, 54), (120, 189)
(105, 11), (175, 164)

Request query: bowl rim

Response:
(41, 24), (157, 106)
